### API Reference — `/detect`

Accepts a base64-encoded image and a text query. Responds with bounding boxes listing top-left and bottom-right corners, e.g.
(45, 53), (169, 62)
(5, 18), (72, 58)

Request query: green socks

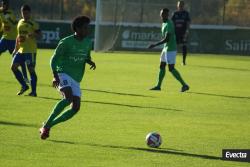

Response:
(49, 109), (78, 128)
(171, 69), (187, 86)
(156, 69), (166, 88)
(44, 99), (71, 128)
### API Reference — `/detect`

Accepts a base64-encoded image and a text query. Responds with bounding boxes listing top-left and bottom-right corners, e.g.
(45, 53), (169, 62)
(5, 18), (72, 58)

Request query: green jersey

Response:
(162, 19), (177, 51)
(50, 35), (92, 82)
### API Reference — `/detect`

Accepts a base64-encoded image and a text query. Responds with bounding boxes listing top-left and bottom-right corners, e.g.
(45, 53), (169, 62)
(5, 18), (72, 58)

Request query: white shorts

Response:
(160, 50), (177, 64)
(58, 73), (82, 97)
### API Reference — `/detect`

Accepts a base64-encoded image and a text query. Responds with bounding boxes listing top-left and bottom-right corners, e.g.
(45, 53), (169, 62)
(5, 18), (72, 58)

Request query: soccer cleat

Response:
(150, 86), (161, 91)
(181, 62), (186, 66)
(39, 127), (50, 140)
(181, 85), (189, 92)
(28, 92), (37, 97)
(17, 86), (29, 95)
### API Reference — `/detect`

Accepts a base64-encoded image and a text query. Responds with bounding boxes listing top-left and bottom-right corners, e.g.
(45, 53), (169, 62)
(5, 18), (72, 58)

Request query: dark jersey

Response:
(171, 10), (190, 35)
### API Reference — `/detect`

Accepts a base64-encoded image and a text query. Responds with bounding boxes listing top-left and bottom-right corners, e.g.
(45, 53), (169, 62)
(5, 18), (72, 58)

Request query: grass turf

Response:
(0, 49), (249, 167)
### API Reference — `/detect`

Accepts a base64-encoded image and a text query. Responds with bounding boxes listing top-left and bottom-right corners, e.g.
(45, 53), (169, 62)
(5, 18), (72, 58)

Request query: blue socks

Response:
(30, 72), (37, 93)
(13, 69), (27, 88)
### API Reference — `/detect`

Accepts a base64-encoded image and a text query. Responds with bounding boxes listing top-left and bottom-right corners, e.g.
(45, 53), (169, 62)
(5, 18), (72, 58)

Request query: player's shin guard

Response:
(171, 69), (187, 86)
(49, 109), (78, 128)
(30, 72), (37, 93)
(44, 99), (71, 128)
(182, 45), (187, 64)
(13, 69), (27, 88)
(156, 69), (166, 88)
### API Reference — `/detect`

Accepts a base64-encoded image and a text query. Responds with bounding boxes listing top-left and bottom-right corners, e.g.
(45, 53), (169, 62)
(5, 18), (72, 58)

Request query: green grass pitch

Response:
(0, 49), (249, 167)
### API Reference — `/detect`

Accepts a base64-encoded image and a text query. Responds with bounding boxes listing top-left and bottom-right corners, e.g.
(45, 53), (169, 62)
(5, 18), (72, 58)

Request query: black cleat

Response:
(181, 85), (189, 92)
(150, 86), (161, 91)
(28, 92), (37, 97)
(17, 86), (29, 95)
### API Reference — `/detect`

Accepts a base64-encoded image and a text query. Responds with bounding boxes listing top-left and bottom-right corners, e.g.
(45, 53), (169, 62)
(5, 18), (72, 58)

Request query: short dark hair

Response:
(71, 15), (90, 32)
(178, 0), (185, 4)
(161, 8), (169, 13)
(21, 4), (31, 12)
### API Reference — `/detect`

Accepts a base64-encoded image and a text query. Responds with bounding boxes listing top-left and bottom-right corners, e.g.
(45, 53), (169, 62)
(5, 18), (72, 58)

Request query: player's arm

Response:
(184, 12), (191, 39)
(27, 29), (42, 40)
(86, 59), (96, 70)
(85, 49), (96, 70)
(50, 40), (65, 88)
(27, 22), (42, 39)
(0, 19), (2, 33)
(148, 32), (170, 49)
(12, 36), (20, 55)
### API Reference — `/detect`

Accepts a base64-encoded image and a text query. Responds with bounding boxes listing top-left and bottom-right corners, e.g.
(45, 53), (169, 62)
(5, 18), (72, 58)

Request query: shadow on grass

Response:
(37, 96), (183, 112)
(188, 91), (250, 100)
(49, 139), (75, 145)
(0, 120), (38, 128)
(191, 65), (250, 72)
(49, 140), (221, 161)
(82, 88), (155, 98)
(0, 80), (154, 98)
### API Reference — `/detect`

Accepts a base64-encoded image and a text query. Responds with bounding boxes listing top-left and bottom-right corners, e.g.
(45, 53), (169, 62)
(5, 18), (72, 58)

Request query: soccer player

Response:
(171, 0), (191, 65)
(148, 8), (189, 92)
(11, 4), (41, 96)
(0, 0), (28, 81)
(39, 15), (96, 140)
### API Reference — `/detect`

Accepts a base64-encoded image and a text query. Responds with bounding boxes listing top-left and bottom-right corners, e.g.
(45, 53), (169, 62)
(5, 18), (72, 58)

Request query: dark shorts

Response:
(12, 52), (37, 68)
(0, 38), (15, 54)
(176, 34), (187, 45)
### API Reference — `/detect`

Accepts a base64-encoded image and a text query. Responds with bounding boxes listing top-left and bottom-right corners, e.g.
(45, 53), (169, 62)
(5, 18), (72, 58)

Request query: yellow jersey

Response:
(0, 9), (17, 40)
(17, 18), (40, 53)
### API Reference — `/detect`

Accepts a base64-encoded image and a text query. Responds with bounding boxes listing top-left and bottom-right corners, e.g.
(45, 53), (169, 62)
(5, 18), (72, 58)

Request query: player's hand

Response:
(89, 61), (96, 70)
(148, 44), (156, 49)
(52, 76), (60, 88)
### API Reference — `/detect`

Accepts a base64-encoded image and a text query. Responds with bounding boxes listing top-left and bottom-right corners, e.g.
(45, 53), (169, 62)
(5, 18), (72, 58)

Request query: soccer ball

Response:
(145, 132), (162, 148)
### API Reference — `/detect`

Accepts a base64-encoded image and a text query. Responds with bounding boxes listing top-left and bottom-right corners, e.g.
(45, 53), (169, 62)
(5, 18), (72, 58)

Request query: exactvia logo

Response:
(222, 149), (250, 162)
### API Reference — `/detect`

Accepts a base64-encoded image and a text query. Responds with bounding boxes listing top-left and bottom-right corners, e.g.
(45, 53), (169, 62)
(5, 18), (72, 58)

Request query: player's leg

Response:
(182, 36), (187, 65)
(7, 39), (29, 83)
(44, 87), (73, 128)
(167, 51), (189, 92)
(27, 65), (37, 96)
(26, 53), (37, 96)
(0, 38), (8, 56)
(21, 63), (29, 83)
(11, 53), (29, 95)
(40, 74), (82, 139)
(40, 86), (73, 139)
(49, 96), (80, 128)
(150, 50), (166, 90)
(49, 78), (81, 127)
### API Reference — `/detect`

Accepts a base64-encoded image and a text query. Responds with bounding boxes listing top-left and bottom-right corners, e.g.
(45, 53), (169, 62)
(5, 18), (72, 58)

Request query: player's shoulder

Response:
(173, 10), (179, 15)
(61, 34), (74, 41)
(58, 34), (74, 45)
(166, 19), (174, 25)
(17, 18), (25, 25)
(182, 10), (190, 15)
(26, 19), (38, 26)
